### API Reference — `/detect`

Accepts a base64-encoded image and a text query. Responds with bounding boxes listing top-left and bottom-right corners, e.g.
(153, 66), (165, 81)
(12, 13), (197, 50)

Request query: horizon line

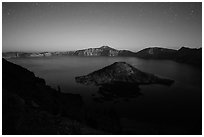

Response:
(2, 45), (202, 53)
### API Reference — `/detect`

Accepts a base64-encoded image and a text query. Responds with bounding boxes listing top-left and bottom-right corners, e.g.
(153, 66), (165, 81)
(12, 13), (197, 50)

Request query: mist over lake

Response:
(8, 56), (202, 133)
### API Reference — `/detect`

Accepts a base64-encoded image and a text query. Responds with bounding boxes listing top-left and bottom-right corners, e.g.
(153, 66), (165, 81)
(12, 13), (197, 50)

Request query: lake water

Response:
(8, 56), (202, 134)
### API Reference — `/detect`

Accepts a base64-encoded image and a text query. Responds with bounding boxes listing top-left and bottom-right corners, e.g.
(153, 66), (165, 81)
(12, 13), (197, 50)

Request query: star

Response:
(35, 2), (40, 7)
(190, 9), (195, 16)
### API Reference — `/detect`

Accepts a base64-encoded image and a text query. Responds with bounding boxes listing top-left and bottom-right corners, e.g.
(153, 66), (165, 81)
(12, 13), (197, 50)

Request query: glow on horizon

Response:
(2, 2), (202, 52)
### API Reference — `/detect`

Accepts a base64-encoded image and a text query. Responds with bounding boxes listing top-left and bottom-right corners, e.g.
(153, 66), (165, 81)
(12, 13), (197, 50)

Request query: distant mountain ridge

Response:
(65, 46), (137, 57)
(2, 46), (202, 67)
(2, 46), (136, 58)
(135, 47), (177, 59)
(135, 47), (202, 66)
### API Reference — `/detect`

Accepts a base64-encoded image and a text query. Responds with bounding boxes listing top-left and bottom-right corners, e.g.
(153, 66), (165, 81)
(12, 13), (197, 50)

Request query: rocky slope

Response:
(2, 58), (84, 134)
(135, 47), (202, 66)
(3, 58), (121, 134)
(72, 46), (136, 57)
(175, 47), (202, 66)
(135, 47), (177, 59)
(73, 46), (119, 56)
(75, 62), (174, 86)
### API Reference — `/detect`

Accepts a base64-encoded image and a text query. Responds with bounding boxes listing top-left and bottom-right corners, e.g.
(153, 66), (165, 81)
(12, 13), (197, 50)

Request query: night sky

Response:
(2, 2), (202, 52)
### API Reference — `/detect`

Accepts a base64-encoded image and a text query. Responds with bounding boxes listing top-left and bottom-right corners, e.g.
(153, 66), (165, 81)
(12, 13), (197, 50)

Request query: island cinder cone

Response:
(75, 62), (174, 86)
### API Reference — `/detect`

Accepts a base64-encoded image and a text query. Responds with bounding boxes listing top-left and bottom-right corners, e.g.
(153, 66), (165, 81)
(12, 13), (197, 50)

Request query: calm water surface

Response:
(8, 56), (202, 133)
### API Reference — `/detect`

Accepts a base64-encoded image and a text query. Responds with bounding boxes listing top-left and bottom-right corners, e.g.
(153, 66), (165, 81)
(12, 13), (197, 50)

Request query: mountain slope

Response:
(2, 58), (82, 134)
(135, 47), (202, 66)
(75, 62), (174, 85)
(135, 47), (177, 59)
(2, 58), (122, 134)
(175, 47), (202, 66)
(72, 46), (136, 57)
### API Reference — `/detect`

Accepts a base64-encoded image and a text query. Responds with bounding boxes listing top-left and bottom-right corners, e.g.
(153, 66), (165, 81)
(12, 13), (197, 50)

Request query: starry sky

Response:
(2, 2), (202, 52)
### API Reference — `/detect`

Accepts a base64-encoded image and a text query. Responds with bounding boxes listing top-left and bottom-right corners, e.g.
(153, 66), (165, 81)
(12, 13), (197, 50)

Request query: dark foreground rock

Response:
(75, 62), (174, 86)
(3, 58), (120, 135)
(2, 58), (84, 134)
(2, 58), (83, 117)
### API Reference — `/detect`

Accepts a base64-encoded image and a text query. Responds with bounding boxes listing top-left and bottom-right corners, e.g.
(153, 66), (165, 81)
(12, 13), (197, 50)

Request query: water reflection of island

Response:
(94, 82), (142, 103)
(75, 62), (174, 102)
